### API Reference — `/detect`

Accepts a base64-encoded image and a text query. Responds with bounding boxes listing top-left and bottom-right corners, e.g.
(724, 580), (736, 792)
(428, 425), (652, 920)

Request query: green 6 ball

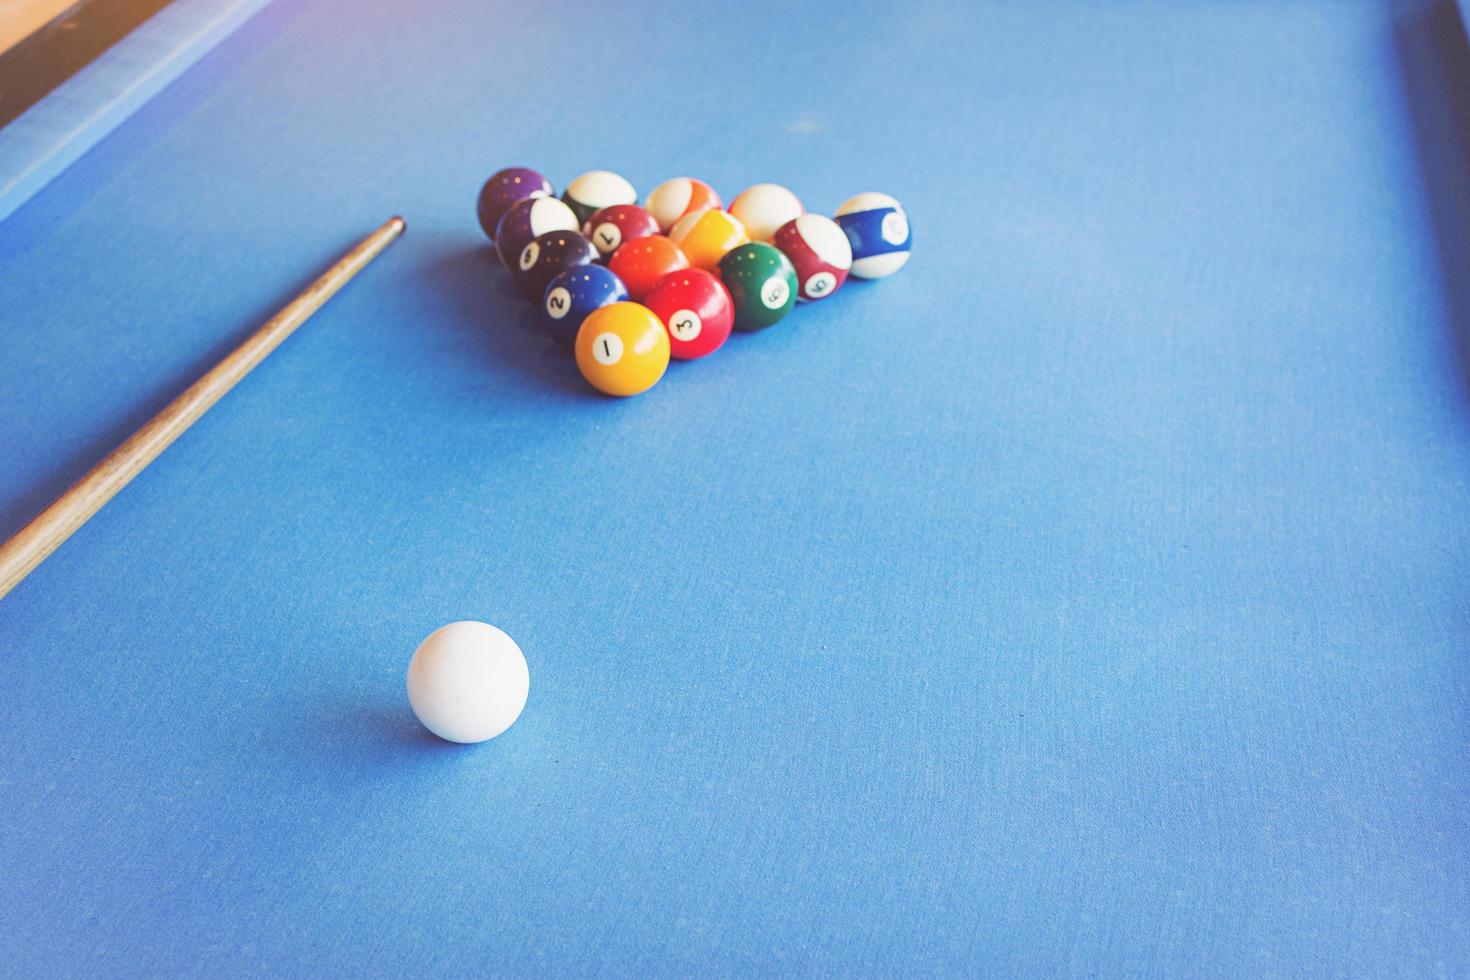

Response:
(717, 243), (798, 331)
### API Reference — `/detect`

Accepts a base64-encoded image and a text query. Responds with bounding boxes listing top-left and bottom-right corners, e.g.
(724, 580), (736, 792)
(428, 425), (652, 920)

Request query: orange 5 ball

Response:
(575, 302), (671, 397)
(608, 235), (689, 300)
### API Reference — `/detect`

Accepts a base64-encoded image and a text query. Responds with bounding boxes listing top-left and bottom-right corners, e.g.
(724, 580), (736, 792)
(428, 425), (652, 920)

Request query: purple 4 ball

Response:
(514, 230), (599, 300)
(476, 167), (553, 241)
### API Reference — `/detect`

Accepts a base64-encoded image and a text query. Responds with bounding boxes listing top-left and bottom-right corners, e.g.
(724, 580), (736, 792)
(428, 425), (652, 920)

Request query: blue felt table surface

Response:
(2, 0), (1470, 974)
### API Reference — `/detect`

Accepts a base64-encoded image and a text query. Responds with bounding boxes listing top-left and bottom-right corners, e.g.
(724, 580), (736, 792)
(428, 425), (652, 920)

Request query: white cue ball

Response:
(406, 621), (529, 743)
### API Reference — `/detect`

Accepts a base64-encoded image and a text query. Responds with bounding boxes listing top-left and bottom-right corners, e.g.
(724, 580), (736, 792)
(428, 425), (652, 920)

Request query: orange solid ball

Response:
(574, 302), (671, 397)
(669, 209), (750, 271)
(608, 235), (689, 300)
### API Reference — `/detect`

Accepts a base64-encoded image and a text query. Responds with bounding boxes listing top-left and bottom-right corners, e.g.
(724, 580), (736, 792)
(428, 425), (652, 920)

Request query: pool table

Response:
(3, 0), (1469, 973)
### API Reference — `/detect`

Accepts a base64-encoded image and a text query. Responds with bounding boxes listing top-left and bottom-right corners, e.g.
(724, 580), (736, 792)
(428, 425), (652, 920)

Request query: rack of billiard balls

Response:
(475, 168), (912, 397)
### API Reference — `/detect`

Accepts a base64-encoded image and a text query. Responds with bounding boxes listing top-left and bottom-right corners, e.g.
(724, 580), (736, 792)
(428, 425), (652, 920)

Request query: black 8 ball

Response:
(516, 231), (599, 300)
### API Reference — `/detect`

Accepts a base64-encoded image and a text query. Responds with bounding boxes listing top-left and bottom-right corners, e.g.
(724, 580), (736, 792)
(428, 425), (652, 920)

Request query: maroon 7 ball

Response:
(643, 269), (734, 360)
(515, 231), (599, 300)
(583, 204), (660, 260)
(772, 213), (853, 302)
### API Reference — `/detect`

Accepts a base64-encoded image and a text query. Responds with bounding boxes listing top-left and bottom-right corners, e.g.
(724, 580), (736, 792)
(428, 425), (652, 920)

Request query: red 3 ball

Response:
(643, 269), (734, 360)
(582, 204), (660, 260)
(772, 213), (853, 302)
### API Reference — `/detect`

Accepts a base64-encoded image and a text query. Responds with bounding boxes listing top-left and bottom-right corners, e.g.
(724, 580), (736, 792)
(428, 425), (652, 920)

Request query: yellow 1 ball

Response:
(574, 302), (671, 397)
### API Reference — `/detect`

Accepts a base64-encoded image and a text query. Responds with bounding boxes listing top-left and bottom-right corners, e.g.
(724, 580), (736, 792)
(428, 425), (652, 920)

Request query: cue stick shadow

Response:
(1393, 1), (1470, 416)
(419, 242), (605, 398)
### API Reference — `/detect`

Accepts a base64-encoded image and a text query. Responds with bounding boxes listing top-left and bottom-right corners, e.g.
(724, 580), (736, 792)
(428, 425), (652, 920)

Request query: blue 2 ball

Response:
(541, 264), (629, 343)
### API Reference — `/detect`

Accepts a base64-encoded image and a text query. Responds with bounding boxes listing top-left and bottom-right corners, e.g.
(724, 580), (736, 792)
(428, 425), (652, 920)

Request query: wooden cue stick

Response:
(0, 216), (406, 601)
